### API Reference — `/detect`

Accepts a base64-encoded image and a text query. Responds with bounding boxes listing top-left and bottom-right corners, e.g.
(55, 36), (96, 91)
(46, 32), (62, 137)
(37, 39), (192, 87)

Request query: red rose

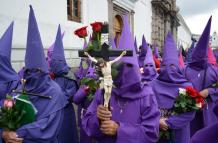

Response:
(195, 97), (204, 104)
(3, 99), (14, 109)
(49, 72), (55, 80)
(90, 22), (103, 33)
(186, 86), (200, 98)
(74, 26), (88, 38)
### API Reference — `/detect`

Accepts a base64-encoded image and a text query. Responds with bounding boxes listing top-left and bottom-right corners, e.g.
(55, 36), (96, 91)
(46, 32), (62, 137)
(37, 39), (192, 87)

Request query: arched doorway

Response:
(113, 15), (123, 47)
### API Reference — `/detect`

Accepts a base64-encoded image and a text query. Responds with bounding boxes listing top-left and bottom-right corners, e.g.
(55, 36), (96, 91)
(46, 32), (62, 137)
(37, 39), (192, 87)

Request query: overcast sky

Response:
(177, 0), (218, 34)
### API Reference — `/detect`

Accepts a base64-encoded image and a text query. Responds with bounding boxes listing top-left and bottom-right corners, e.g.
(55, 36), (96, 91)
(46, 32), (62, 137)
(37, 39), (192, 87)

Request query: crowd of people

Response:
(0, 5), (217, 143)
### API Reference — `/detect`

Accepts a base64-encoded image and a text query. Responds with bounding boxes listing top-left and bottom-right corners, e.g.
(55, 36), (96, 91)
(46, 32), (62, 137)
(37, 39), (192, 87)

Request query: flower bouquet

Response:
(159, 86), (206, 141)
(74, 22), (103, 51)
(172, 86), (206, 115)
(0, 94), (36, 131)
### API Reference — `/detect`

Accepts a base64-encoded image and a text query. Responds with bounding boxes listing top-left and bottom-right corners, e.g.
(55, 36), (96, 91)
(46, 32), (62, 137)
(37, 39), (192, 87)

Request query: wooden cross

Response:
(13, 79), (52, 99)
(78, 43), (133, 61)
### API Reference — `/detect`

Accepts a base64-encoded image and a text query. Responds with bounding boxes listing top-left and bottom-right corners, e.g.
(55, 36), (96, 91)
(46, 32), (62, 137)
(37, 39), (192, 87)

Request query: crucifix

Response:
(13, 79), (52, 99)
(78, 43), (133, 108)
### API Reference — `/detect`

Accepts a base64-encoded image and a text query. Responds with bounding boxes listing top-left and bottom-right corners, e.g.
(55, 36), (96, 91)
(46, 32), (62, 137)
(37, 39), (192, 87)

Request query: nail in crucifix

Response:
(78, 42), (133, 108)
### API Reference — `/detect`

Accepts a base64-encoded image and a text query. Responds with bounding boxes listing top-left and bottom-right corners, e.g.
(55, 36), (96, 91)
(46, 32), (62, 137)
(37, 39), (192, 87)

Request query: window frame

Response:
(67, 0), (81, 23)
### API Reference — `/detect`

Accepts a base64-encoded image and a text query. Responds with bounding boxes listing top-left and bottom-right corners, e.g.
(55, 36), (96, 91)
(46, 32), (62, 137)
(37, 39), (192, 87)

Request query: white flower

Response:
(196, 103), (202, 108)
(179, 88), (186, 95)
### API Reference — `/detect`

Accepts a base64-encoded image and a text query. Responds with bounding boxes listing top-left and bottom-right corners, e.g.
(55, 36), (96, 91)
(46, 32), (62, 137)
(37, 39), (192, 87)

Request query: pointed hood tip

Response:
(25, 5), (48, 72)
(0, 21), (14, 59)
(144, 46), (155, 65)
(162, 31), (179, 65)
(190, 16), (212, 68)
(52, 25), (66, 60)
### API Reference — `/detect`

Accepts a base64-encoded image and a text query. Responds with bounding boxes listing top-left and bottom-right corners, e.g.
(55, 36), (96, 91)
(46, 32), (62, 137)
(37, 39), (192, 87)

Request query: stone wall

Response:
(151, 0), (180, 53)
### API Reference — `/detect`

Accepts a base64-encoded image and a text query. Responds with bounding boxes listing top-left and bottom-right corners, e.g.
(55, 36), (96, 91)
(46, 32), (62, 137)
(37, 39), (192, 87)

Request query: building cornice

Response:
(112, 0), (138, 11)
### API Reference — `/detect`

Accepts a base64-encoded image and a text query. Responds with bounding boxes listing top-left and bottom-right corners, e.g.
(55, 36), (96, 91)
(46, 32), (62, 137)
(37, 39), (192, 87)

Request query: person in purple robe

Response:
(141, 45), (158, 84)
(2, 6), (67, 143)
(46, 31), (65, 69)
(0, 22), (21, 143)
(184, 16), (218, 136)
(74, 39), (91, 84)
(82, 15), (160, 143)
(150, 32), (196, 143)
(190, 104), (218, 143)
(50, 25), (79, 143)
(73, 63), (99, 143)
(138, 35), (148, 68)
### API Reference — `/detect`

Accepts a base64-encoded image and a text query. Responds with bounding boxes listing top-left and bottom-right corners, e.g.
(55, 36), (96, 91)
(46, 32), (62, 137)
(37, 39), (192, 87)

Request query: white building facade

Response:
(0, 0), (191, 71)
(177, 14), (192, 49)
(0, 0), (154, 71)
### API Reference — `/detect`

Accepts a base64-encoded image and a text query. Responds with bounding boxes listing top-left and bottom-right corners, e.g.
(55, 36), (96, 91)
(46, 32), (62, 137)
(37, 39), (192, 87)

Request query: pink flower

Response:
(3, 99), (14, 109)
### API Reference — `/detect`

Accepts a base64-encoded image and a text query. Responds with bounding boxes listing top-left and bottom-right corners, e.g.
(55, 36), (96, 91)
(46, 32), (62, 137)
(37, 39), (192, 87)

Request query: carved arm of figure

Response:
(109, 50), (127, 64)
(84, 52), (98, 63)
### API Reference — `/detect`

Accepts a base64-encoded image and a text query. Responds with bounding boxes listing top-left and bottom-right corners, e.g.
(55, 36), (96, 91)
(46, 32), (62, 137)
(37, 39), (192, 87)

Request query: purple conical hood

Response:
(185, 40), (196, 63)
(52, 25), (66, 61)
(144, 46), (155, 65)
(118, 15), (138, 66)
(139, 35), (148, 57)
(50, 25), (70, 75)
(134, 36), (138, 53)
(109, 36), (116, 49)
(162, 32), (179, 65)
(190, 16), (212, 69)
(158, 32), (188, 84)
(153, 42), (159, 58)
(0, 22), (19, 83)
(0, 22), (14, 60)
(113, 15), (142, 98)
(47, 32), (65, 59)
(25, 6), (48, 72)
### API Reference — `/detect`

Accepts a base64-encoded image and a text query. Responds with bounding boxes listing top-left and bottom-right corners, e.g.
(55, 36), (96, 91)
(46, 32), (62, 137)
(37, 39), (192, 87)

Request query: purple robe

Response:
(16, 71), (67, 143)
(190, 105), (218, 143)
(74, 85), (96, 143)
(151, 79), (195, 143)
(15, 6), (68, 142)
(82, 86), (160, 143)
(151, 32), (196, 143)
(50, 25), (79, 143)
(73, 65), (99, 143)
(184, 64), (218, 135)
(82, 14), (159, 143)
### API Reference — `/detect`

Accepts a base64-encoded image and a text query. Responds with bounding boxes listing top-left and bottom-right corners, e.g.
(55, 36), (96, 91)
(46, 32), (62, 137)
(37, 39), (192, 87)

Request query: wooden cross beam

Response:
(78, 43), (133, 61)
(12, 79), (52, 99)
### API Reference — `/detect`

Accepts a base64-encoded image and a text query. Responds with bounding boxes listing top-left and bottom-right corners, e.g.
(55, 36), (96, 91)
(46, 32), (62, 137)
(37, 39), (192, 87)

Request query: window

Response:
(67, 0), (81, 22)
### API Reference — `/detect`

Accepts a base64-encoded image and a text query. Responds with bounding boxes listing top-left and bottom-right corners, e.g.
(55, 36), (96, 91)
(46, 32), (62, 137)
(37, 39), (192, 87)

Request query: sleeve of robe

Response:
(166, 111), (196, 129)
(82, 89), (105, 138)
(116, 94), (160, 143)
(16, 110), (63, 142)
(73, 85), (88, 105)
(208, 66), (218, 102)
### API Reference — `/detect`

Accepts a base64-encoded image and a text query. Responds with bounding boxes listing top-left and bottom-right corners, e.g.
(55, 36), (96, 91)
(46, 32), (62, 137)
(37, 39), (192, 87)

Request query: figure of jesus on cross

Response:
(84, 50), (126, 108)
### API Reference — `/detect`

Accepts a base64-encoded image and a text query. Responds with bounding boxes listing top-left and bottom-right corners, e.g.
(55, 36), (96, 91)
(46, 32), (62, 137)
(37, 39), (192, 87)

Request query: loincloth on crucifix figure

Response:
(84, 51), (126, 108)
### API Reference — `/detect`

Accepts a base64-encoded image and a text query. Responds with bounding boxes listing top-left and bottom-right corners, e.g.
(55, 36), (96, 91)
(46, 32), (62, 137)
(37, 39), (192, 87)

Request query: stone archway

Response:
(113, 15), (123, 47)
